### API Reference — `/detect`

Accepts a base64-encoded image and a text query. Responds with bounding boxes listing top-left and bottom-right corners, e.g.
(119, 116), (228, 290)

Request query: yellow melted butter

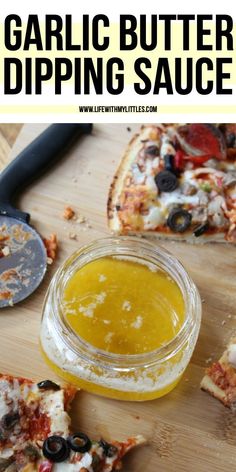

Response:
(62, 257), (185, 355)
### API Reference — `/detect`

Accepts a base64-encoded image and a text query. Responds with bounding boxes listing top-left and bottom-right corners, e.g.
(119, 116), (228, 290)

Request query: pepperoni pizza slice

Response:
(0, 373), (145, 471)
(201, 338), (236, 408)
(108, 123), (236, 243)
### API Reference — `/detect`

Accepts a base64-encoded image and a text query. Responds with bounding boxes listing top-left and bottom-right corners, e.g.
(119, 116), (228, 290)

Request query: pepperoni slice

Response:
(176, 124), (226, 161)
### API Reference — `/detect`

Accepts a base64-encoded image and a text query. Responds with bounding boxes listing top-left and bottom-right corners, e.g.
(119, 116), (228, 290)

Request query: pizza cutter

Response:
(0, 123), (92, 308)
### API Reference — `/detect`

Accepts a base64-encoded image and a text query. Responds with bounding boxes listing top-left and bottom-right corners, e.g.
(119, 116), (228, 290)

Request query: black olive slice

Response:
(167, 208), (192, 233)
(99, 438), (118, 458)
(42, 436), (70, 462)
(155, 171), (178, 193)
(164, 154), (175, 173)
(193, 221), (209, 237)
(0, 457), (14, 470)
(24, 444), (41, 461)
(145, 145), (159, 156)
(37, 380), (60, 391)
(1, 412), (20, 430)
(67, 433), (91, 453)
(226, 133), (236, 148)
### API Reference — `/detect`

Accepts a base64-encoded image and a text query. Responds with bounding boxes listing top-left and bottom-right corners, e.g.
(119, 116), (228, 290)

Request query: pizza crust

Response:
(108, 125), (156, 225)
(109, 227), (227, 244)
(200, 374), (228, 406)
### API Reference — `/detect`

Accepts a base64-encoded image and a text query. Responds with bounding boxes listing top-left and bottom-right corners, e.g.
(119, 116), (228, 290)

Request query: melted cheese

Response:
(227, 343), (236, 368)
(160, 135), (176, 158)
(160, 189), (200, 210)
(41, 390), (70, 437)
(143, 206), (165, 229)
(53, 452), (93, 472)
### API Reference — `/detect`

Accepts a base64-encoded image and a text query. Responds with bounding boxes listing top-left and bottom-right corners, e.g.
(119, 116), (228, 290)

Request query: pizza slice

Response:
(40, 433), (145, 472)
(108, 123), (236, 243)
(0, 373), (76, 471)
(0, 373), (145, 471)
(201, 339), (236, 407)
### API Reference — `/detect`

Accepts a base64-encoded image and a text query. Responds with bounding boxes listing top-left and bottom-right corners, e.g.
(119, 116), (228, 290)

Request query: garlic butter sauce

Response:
(40, 237), (201, 401)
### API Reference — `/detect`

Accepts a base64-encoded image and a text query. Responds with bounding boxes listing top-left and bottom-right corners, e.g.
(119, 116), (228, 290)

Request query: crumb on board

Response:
(221, 320), (226, 326)
(46, 257), (53, 265)
(205, 357), (212, 364)
(69, 232), (77, 240)
(77, 214), (86, 224)
(43, 233), (58, 262)
(63, 206), (75, 220)
(1, 246), (10, 257)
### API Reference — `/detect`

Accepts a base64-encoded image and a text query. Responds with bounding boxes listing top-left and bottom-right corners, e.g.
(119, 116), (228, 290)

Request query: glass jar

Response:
(40, 237), (202, 401)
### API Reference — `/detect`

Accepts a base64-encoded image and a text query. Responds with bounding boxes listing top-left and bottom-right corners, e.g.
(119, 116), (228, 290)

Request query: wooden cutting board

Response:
(0, 123), (236, 471)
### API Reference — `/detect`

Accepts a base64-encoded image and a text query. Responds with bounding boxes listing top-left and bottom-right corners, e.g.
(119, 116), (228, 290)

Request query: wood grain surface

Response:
(0, 123), (236, 472)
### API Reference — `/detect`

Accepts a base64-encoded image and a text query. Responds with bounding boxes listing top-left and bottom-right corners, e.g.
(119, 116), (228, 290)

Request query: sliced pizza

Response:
(40, 433), (145, 472)
(108, 123), (236, 243)
(201, 338), (236, 407)
(0, 373), (145, 471)
(0, 373), (76, 471)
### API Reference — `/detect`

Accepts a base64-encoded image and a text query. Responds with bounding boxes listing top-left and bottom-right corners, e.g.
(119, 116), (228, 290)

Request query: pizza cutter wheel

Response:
(0, 123), (92, 308)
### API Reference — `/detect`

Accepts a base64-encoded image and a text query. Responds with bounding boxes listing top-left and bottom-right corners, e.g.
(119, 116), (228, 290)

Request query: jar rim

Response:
(48, 236), (202, 369)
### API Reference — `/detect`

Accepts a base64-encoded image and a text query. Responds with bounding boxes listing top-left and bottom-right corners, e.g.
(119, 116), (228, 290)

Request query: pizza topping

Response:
(1, 412), (20, 431)
(227, 344), (236, 368)
(193, 222), (209, 237)
(164, 154), (175, 174)
(38, 461), (53, 472)
(0, 457), (14, 471)
(144, 145), (159, 156)
(24, 444), (41, 461)
(223, 172), (236, 188)
(143, 207), (165, 230)
(40, 389), (70, 437)
(167, 208), (192, 233)
(42, 436), (70, 463)
(99, 439), (118, 458)
(191, 207), (207, 225)
(199, 182), (212, 193)
(160, 134), (176, 158)
(226, 133), (236, 148)
(182, 181), (198, 196)
(155, 170), (178, 193)
(37, 381), (60, 392)
(175, 124), (226, 161)
(207, 196), (228, 227)
(67, 433), (91, 453)
(219, 124), (236, 155)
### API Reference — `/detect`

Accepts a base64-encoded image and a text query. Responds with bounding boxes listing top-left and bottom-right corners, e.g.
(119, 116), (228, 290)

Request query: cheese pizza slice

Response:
(108, 123), (236, 243)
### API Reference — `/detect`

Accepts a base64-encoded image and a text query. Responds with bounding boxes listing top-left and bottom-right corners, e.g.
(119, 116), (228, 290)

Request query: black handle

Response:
(0, 123), (92, 223)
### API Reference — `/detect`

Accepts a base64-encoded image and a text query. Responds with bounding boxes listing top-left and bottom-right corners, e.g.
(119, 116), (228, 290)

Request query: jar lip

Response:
(49, 236), (202, 368)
